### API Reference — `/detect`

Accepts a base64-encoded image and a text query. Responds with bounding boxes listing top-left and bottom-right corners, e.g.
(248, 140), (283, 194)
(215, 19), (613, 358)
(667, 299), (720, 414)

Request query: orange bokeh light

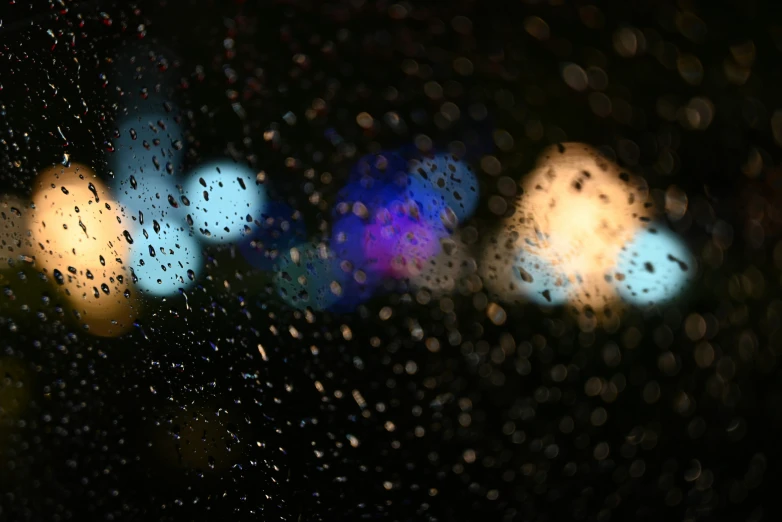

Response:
(28, 163), (139, 337)
(484, 143), (652, 312)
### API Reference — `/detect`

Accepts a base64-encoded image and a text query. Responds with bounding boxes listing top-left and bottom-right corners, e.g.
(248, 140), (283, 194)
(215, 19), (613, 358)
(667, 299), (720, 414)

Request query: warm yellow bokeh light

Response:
(486, 143), (652, 312)
(28, 163), (139, 337)
(516, 144), (650, 268)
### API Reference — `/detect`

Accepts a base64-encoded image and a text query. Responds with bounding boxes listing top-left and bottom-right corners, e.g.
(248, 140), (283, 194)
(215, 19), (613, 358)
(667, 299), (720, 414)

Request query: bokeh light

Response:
(514, 246), (572, 306)
(407, 232), (478, 298)
(127, 215), (202, 298)
(28, 164), (138, 336)
(183, 161), (267, 244)
(109, 112), (185, 182)
(613, 224), (695, 306)
(480, 228), (570, 306)
(488, 143), (652, 311)
(362, 216), (443, 279)
(407, 152), (479, 223)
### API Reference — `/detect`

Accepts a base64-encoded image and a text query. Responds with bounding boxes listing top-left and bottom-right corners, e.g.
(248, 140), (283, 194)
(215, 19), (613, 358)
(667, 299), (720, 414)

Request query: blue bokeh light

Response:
(128, 222), (203, 297)
(335, 151), (409, 217)
(405, 173), (453, 232)
(110, 112), (186, 229)
(330, 214), (386, 307)
(407, 152), (479, 223)
(183, 161), (267, 244)
(110, 112), (185, 181)
(613, 225), (694, 306)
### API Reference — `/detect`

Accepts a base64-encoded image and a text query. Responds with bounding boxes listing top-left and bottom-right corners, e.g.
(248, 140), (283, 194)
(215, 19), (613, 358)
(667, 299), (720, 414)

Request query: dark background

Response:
(1, 0), (782, 520)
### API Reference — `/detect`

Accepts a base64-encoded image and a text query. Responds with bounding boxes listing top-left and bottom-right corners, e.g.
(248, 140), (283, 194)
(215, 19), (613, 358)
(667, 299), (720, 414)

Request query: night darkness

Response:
(1, 1), (782, 521)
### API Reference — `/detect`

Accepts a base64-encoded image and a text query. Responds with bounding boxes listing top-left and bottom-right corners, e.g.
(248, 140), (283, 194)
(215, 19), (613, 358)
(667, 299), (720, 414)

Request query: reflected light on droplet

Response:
(28, 164), (139, 337)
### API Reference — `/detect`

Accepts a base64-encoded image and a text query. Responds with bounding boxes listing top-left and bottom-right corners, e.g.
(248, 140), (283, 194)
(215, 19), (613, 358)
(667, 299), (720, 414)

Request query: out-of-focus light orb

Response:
(514, 247), (571, 306)
(109, 112), (187, 237)
(406, 173), (456, 233)
(408, 152), (479, 223)
(478, 229), (570, 306)
(330, 214), (386, 308)
(407, 232), (477, 298)
(127, 217), (202, 297)
(109, 112), (185, 181)
(0, 196), (33, 270)
(112, 161), (184, 226)
(360, 213), (444, 280)
(515, 143), (651, 271)
(334, 151), (409, 219)
(496, 142), (652, 311)
(274, 243), (344, 311)
(613, 224), (694, 306)
(183, 161), (267, 244)
(239, 201), (307, 270)
(331, 212), (393, 284)
(28, 164), (139, 337)
(388, 222), (442, 279)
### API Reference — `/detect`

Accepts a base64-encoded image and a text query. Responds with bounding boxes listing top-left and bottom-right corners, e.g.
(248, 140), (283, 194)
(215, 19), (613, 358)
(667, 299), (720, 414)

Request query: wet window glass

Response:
(0, 1), (778, 520)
